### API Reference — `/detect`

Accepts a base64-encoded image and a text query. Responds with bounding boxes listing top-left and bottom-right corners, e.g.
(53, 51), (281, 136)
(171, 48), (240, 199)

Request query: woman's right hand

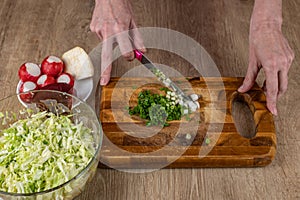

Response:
(90, 0), (146, 85)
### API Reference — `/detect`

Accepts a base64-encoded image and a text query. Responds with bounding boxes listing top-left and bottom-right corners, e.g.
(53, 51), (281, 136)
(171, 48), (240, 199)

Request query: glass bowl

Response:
(0, 90), (102, 200)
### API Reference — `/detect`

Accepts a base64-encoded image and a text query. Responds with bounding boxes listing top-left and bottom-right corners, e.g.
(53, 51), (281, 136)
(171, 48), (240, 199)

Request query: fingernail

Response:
(272, 107), (278, 116)
(100, 77), (107, 85)
(140, 48), (147, 53)
(269, 106), (278, 116)
(237, 85), (244, 92)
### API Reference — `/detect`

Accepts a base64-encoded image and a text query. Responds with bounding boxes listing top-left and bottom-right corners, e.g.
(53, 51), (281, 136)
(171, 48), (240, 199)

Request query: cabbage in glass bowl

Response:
(0, 90), (102, 200)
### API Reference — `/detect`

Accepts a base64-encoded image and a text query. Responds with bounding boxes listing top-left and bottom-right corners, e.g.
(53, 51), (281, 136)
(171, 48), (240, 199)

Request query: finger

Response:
(100, 65), (112, 86)
(238, 48), (260, 93)
(89, 23), (96, 33)
(89, 15), (97, 33)
(116, 30), (135, 61)
(278, 70), (288, 99)
(265, 69), (279, 115)
(130, 21), (146, 53)
(276, 38), (293, 99)
(95, 31), (103, 41)
(100, 34), (114, 86)
(90, 19), (103, 40)
(283, 38), (295, 66)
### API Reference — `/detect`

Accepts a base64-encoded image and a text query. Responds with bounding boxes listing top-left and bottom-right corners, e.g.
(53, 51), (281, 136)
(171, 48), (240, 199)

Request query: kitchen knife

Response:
(133, 49), (199, 112)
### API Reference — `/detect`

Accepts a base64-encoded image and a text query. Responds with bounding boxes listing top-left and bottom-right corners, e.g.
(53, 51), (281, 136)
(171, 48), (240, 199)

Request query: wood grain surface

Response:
(99, 77), (276, 168)
(0, 0), (299, 200)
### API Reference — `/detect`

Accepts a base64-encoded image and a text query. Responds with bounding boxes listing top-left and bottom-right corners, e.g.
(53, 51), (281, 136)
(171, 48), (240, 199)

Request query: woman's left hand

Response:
(238, 23), (294, 115)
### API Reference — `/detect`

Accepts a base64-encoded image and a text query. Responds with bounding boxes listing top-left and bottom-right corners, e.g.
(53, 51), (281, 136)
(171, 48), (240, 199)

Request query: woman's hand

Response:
(90, 0), (145, 85)
(238, 0), (294, 115)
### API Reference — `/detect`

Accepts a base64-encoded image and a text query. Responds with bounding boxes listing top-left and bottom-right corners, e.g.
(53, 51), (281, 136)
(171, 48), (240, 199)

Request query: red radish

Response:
(37, 74), (56, 88)
(57, 73), (74, 87)
(19, 81), (38, 102)
(41, 56), (64, 77)
(18, 63), (41, 82)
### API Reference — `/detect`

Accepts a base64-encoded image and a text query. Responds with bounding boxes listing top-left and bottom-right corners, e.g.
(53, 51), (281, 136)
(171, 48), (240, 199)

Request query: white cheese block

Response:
(62, 47), (94, 80)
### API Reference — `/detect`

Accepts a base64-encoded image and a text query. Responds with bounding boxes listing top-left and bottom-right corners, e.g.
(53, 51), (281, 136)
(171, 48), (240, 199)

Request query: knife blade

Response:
(133, 49), (199, 112)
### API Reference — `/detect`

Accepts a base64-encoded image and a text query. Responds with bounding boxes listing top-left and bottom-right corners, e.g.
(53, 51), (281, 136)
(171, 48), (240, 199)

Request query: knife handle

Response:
(133, 49), (143, 62)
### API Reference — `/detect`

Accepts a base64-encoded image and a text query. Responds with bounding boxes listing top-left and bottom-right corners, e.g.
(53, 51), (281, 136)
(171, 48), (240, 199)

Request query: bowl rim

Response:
(16, 78), (94, 106)
(0, 90), (102, 197)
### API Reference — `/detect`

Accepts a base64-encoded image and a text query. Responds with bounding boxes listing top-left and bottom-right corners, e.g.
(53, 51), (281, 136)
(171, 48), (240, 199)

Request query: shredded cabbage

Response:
(0, 111), (95, 194)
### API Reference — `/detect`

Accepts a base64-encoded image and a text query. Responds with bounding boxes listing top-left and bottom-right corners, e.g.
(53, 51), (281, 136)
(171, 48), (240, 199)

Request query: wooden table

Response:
(0, 0), (299, 199)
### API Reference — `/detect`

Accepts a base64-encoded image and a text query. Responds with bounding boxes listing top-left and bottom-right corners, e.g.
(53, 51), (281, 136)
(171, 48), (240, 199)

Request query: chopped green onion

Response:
(129, 89), (188, 127)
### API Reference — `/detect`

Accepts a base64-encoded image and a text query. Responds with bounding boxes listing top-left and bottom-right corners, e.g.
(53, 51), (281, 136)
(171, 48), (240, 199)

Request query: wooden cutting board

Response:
(99, 77), (276, 169)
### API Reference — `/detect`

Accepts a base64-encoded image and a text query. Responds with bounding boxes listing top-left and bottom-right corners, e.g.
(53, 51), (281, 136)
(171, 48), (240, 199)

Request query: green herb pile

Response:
(129, 88), (187, 127)
(0, 111), (95, 193)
